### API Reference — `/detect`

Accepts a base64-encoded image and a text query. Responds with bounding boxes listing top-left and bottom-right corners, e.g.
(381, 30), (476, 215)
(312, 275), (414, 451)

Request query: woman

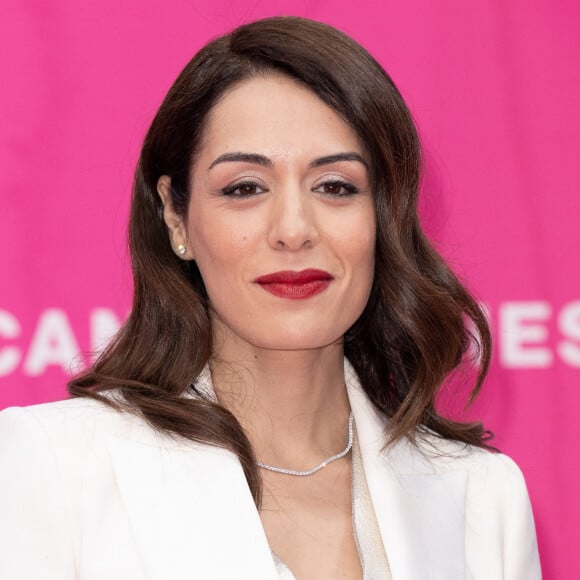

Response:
(0, 16), (540, 579)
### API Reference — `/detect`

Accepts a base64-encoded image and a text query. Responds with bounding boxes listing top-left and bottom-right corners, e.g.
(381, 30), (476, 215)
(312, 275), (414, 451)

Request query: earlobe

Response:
(156, 175), (192, 260)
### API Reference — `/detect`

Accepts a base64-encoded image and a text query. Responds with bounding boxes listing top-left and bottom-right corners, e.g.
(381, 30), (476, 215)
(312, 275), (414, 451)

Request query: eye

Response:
(220, 181), (267, 198)
(314, 180), (359, 197)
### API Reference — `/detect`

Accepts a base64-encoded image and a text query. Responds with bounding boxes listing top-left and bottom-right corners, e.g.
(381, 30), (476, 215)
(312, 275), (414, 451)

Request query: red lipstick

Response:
(254, 269), (333, 300)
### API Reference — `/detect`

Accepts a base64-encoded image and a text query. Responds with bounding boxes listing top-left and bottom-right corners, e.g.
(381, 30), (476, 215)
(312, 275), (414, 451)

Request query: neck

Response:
(209, 340), (351, 470)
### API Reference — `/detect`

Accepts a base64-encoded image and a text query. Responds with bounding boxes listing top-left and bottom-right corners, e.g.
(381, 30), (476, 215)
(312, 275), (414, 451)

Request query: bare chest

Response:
(259, 460), (363, 580)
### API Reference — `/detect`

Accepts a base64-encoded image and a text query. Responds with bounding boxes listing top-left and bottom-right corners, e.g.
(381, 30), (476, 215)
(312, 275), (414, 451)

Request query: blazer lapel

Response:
(107, 413), (278, 579)
(345, 359), (468, 580)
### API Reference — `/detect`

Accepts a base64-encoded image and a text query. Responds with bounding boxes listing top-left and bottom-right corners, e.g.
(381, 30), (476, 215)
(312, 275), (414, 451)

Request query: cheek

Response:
(346, 212), (376, 307)
(188, 210), (245, 266)
(185, 209), (263, 304)
(336, 208), (376, 272)
(322, 207), (376, 324)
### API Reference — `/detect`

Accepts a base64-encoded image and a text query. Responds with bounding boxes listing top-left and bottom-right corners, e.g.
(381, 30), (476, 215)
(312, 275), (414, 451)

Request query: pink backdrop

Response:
(1, 1), (579, 577)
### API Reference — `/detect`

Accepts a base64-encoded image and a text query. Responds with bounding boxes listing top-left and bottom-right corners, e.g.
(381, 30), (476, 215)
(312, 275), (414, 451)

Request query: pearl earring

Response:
(177, 244), (187, 256)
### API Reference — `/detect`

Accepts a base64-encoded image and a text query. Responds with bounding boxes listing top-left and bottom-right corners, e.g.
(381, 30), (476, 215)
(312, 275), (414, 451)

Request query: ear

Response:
(157, 175), (192, 260)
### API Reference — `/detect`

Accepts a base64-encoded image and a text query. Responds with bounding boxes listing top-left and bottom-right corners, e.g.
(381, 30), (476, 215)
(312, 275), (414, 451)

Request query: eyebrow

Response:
(208, 151), (368, 170)
(310, 153), (368, 169)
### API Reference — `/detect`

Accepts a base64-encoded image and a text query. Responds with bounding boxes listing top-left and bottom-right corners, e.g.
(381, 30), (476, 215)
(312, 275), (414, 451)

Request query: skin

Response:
(158, 73), (376, 579)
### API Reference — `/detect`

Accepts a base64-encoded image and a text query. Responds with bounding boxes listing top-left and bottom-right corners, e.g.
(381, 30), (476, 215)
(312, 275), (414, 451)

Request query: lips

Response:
(254, 269), (334, 299)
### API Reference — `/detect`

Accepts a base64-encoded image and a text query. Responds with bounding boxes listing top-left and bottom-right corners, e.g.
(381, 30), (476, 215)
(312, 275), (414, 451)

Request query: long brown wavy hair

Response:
(69, 16), (492, 506)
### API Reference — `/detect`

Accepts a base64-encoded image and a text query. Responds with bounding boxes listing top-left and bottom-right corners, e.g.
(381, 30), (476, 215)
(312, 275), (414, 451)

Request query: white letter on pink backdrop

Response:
(558, 300), (580, 367)
(90, 308), (122, 361)
(500, 302), (552, 368)
(23, 309), (83, 376)
(0, 310), (22, 376)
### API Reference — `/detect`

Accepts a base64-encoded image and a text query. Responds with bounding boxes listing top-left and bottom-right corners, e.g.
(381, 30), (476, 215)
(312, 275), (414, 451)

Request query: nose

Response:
(267, 184), (320, 251)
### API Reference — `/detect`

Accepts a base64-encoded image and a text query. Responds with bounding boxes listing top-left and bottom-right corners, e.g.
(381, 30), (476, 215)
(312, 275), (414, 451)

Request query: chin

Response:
(247, 328), (345, 352)
(211, 310), (355, 353)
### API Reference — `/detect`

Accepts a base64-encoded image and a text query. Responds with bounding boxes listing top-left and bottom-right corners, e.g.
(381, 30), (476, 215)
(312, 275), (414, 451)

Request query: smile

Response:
(253, 269), (334, 300)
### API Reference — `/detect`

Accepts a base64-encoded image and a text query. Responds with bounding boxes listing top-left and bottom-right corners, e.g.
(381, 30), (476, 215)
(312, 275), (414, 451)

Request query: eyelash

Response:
(220, 180), (360, 198)
(317, 180), (359, 196)
(220, 181), (265, 197)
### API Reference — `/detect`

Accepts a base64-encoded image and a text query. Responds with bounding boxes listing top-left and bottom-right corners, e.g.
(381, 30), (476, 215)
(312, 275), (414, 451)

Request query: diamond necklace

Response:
(256, 412), (354, 476)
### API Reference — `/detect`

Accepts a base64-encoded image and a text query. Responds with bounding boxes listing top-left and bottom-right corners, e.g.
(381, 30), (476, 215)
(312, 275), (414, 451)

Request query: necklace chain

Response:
(256, 413), (354, 476)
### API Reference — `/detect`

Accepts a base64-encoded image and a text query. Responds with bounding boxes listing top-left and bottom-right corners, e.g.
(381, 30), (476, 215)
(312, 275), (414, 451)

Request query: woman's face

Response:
(160, 73), (376, 355)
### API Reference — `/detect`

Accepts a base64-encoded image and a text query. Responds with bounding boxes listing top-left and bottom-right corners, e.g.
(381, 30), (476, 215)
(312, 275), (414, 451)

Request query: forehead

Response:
(196, 73), (364, 162)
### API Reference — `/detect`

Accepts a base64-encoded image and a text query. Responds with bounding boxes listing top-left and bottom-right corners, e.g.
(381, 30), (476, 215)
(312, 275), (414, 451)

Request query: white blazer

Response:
(0, 360), (541, 579)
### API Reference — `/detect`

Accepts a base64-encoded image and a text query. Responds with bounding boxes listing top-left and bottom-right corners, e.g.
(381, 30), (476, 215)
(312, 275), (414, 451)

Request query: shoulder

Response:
(1, 394), (125, 422)
(0, 395), (133, 431)
(0, 397), (162, 578)
(0, 395), (161, 518)
(409, 431), (537, 541)
(383, 428), (534, 524)
(419, 430), (521, 469)
(0, 396), (147, 460)
(409, 432), (541, 575)
(412, 430), (530, 498)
